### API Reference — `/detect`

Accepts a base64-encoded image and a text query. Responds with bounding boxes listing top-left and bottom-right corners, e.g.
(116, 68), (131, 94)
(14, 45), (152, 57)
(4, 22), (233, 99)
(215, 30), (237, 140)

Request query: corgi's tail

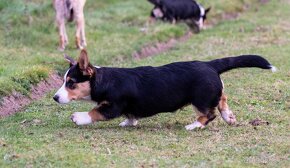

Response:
(207, 55), (277, 74)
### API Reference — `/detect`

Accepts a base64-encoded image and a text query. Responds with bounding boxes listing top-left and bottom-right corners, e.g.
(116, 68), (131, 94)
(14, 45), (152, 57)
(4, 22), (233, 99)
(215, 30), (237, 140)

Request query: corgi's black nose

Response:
(53, 95), (59, 102)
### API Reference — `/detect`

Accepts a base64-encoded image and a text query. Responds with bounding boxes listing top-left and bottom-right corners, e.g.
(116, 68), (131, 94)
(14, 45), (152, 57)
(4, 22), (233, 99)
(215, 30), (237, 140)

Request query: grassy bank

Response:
(1, 0), (289, 167)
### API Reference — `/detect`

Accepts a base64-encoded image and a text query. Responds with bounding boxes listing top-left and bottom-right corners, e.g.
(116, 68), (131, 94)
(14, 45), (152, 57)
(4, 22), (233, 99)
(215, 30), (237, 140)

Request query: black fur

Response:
(148, 0), (210, 26)
(67, 55), (273, 120)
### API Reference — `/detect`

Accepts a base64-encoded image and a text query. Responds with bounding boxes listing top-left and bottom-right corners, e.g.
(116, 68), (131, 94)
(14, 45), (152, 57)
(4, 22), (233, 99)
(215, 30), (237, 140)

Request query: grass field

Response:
(0, 0), (289, 167)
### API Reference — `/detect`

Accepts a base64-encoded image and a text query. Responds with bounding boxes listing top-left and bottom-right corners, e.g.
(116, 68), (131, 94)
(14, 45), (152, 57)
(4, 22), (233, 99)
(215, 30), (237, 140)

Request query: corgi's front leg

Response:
(71, 108), (105, 126)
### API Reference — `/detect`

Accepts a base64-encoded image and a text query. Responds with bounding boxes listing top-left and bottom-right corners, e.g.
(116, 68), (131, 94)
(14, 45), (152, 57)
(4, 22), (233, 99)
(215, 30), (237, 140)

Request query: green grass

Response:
(0, 0), (289, 167)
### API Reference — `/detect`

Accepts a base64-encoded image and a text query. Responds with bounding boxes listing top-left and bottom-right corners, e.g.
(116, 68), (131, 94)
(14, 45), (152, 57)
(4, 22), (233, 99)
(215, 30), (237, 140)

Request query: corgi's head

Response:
(53, 50), (95, 104)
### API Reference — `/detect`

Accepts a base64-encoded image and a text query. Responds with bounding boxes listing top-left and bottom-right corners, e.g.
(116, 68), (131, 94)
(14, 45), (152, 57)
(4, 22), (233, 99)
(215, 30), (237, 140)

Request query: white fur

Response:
(153, 8), (164, 18)
(221, 110), (236, 125)
(119, 119), (138, 127)
(221, 79), (225, 89)
(197, 4), (205, 29)
(54, 69), (70, 104)
(94, 66), (101, 69)
(199, 4), (205, 17)
(71, 112), (93, 125)
(185, 121), (205, 130)
(270, 65), (277, 72)
(198, 19), (204, 29)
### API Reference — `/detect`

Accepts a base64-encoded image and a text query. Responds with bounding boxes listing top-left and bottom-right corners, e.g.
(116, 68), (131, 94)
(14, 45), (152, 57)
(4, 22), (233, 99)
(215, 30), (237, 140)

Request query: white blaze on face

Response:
(153, 8), (164, 18)
(54, 69), (71, 104)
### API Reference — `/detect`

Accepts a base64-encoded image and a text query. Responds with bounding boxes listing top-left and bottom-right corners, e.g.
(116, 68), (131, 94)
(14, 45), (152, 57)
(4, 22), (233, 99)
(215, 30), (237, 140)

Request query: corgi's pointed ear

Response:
(78, 49), (89, 71)
(78, 49), (95, 76)
(64, 54), (76, 67)
(205, 7), (211, 14)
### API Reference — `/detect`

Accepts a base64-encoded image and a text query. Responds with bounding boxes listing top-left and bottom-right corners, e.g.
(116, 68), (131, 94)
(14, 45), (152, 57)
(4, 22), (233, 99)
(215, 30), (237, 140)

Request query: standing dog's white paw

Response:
(185, 121), (205, 131)
(119, 119), (138, 127)
(71, 112), (93, 125)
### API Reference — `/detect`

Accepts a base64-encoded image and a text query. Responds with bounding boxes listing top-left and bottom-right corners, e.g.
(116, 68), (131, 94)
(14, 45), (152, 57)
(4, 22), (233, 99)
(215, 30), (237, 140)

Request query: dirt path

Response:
(132, 32), (192, 59)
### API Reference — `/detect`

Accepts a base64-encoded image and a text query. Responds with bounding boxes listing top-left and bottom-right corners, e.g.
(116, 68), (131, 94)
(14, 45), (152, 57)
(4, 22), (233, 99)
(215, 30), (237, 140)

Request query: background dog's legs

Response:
(80, 16), (87, 48)
(218, 93), (236, 125)
(63, 25), (68, 46)
(185, 108), (216, 130)
(72, 0), (86, 49)
(56, 16), (66, 51)
(119, 118), (138, 127)
(75, 18), (82, 49)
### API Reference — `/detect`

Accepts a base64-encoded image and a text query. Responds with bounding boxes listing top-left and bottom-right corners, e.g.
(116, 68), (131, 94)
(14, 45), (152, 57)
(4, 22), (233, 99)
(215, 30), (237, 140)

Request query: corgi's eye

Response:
(66, 79), (76, 89)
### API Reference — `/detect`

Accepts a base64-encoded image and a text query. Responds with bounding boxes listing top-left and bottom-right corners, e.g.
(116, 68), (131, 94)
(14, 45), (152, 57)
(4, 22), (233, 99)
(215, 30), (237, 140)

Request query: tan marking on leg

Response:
(59, 35), (65, 50)
(57, 22), (65, 50)
(195, 107), (217, 125)
(218, 93), (236, 125)
(75, 36), (81, 49)
(197, 116), (208, 126)
(186, 107), (217, 130)
(88, 108), (105, 122)
(218, 94), (229, 112)
(185, 112), (206, 130)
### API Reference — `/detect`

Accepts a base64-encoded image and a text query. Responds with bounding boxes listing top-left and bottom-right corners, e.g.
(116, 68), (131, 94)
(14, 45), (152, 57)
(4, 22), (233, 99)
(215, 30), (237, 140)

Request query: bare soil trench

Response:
(0, 74), (62, 117)
(0, 1), (268, 117)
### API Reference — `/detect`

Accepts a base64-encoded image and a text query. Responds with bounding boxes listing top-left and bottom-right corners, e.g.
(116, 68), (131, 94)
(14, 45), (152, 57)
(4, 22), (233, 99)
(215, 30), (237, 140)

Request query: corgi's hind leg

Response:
(218, 93), (236, 125)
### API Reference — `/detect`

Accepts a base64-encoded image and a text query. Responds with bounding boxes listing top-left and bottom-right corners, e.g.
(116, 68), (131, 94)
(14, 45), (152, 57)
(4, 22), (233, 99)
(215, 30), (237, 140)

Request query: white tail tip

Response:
(270, 65), (277, 72)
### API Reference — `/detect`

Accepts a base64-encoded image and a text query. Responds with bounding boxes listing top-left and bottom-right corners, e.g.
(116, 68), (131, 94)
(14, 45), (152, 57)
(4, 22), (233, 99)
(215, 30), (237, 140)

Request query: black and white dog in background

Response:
(147, 0), (211, 31)
(53, 50), (276, 131)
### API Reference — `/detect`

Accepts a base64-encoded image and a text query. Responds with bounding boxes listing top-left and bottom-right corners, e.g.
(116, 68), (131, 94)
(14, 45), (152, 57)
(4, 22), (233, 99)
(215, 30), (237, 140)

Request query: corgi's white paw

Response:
(71, 112), (92, 125)
(185, 121), (205, 131)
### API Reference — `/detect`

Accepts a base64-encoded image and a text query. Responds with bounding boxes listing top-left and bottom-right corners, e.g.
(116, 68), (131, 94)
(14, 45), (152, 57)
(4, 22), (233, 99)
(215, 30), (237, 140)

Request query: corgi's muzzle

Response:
(53, 80), (71, 104)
